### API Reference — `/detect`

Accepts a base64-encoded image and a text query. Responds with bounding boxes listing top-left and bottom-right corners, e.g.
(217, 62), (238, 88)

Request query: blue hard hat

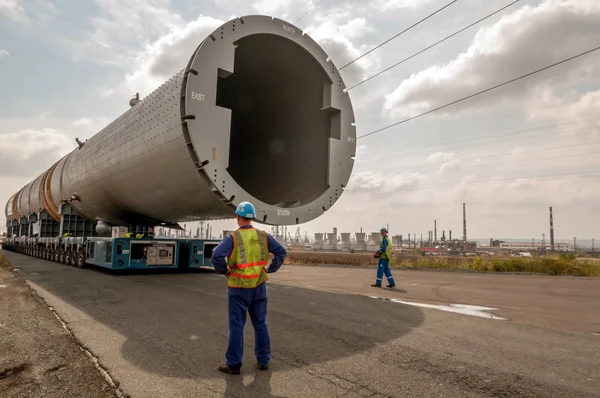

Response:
(380, 228), (388, 233)
(235, 201), (256, 219)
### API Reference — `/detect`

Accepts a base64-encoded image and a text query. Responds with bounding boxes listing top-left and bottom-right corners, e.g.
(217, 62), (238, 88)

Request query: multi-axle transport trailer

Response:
(2, 15), (356, 270)
(2, 234), (219, 270)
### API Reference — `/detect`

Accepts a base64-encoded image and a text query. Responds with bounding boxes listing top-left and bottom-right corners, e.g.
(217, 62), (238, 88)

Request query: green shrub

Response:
(284, 251), (600, 276)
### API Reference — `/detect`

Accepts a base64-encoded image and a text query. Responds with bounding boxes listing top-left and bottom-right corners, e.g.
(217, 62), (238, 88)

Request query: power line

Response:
(357, 148), (600, 175)
(346, 0), (521, 90)
(347, 170), (600, 191)
(355, 139), (600, 170)
(294, 0), (329, 24)
(355, 117), (600, 158)
(404, 55), (600, 121)
(339, 0), (458, 70)
(356, 125), (596, 160)
(352, 56), (600, 159)
(357, 44), (600, 139)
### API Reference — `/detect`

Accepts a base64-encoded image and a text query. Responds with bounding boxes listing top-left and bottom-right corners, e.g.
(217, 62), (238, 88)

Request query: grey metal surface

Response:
(5, 15), (356, 227)
(27, 172), (44, 217)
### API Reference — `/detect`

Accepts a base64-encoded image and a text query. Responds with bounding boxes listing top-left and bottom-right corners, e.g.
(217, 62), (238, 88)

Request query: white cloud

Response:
(375, 0), (436, 11)
(426, 151), (455, 163)
(0, 129), (73, 176)
(383, 0), (600, 119)
(71, 117), (111, 134)
(94, 87), (115, 98)
(123, 15), (223, 96)
(427, 151), (460, 171)
(305, 16), (380, 84)
(0, 0), (27, 22)
(0, 49), (9, 58)
(252, 0), (295, 16)
(526, 85), (600, 122)
(66, 0), (186, 66)
(348, 170), (423, 191)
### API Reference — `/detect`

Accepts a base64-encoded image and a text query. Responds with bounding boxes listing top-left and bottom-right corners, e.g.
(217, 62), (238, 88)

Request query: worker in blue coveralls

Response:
(211, 201), (287, 375)
(371, 228), (396, 288)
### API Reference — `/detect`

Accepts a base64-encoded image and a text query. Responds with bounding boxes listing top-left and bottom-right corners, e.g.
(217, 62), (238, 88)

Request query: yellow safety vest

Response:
(381, 237), (393, 260)
(227, 228), (269, 288)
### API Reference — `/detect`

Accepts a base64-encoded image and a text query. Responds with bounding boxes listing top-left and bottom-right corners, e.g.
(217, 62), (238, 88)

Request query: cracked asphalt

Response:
(3, 250), (600, 398)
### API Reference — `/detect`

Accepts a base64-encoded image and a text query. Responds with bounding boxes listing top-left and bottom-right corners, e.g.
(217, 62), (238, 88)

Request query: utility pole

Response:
(573, 237), (577, 253)
(593, 238), (595, 254)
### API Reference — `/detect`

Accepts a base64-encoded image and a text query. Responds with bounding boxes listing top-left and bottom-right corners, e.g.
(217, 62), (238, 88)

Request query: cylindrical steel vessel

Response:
(5, 15), (356, 227)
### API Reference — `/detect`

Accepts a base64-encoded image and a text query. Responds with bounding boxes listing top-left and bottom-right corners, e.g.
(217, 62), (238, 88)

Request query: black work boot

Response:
(218, 364), (241, 375)
(371, 284), (381, 288)
(257, 363), (269, 371)
(386, 284), (396, 288)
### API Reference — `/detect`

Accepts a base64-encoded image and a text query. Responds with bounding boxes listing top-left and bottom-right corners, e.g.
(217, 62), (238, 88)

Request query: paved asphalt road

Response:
(3, 251), (600, 398)
(268, 265), (600, 334)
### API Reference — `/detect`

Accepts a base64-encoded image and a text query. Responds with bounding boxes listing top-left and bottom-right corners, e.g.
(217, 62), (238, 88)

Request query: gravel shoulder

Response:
(0, 252), (118, 398)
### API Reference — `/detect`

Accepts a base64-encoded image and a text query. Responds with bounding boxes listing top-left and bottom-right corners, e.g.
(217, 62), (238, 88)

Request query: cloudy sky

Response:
(1, 0), (599, 241)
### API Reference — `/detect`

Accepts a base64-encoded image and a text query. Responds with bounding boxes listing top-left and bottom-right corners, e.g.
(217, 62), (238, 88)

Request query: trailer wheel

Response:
(70, 252), (77, 267)
(76, 251), (85, 268)
(59, 250), (65, 264)
(64, 251), (71, 265)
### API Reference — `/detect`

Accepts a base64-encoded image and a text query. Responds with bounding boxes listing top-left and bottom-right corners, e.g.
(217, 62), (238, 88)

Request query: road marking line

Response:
(369, 296), (506, 320)
(592, 332), (600, 336)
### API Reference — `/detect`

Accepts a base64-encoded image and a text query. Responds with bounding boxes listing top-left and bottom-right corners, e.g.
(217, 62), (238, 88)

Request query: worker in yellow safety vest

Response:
(211, 201), (287, 375)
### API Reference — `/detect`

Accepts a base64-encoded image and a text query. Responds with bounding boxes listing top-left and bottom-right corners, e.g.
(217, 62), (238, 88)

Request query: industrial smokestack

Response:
(462, 203), (467, 242)
(449, 230), (452, 241)
(549, 207), (555, 251)
(434, 220), (437, 242)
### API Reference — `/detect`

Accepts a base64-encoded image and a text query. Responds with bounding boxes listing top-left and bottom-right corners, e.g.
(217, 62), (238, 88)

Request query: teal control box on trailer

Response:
(85, 238), (220, 270)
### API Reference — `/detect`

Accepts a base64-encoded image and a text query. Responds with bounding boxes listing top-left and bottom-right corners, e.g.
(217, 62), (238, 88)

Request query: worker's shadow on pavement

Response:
(224, 370), (286, 398)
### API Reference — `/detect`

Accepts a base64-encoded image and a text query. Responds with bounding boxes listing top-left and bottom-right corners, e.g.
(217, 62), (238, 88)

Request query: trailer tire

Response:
(76, 251), (85, 268)
(70, 252), (77, 267)
(59, 250), (65, 264)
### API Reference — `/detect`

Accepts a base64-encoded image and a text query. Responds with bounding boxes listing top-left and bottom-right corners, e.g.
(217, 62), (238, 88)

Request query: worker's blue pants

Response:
(375, 258), (395, 286)
(226, 282), (270, 369)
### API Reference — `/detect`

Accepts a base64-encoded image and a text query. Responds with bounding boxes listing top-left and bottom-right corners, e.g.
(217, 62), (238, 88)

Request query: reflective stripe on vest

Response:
(381, 237), (393, 259)
(228, 228), (269, 288)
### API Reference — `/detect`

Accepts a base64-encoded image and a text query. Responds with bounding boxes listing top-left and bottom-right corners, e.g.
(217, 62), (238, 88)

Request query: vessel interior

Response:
(217, 33), (338, 208)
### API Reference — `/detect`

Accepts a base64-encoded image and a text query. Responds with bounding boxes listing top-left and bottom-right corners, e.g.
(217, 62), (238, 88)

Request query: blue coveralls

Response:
(375, 238), (395, 286)
(211, 226), (287, 369)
